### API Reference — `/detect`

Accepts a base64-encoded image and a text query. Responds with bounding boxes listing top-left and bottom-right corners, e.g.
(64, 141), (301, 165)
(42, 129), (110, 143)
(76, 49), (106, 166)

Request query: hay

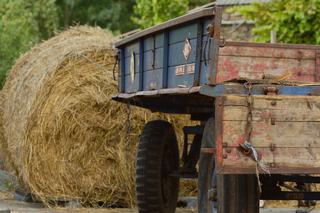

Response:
(0, 91), (15, 173)
(2, 26), (143, 206)
(2, 26), (196, 207)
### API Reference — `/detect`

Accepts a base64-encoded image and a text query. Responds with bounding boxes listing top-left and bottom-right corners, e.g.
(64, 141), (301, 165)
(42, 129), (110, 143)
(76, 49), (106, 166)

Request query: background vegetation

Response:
(1, 0), (320, 87)
(0, 0), (211, 87)
(230, 0), (320, 44)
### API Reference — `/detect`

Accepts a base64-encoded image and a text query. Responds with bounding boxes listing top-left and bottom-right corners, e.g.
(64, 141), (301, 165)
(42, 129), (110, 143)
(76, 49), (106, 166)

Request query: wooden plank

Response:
(218, 147), (320, 174)
(217, 55), (316, 83)
(219, 45), (316, 59)
(222, 95), (320, 122)
(222, 120), (320, 148)
(217, 95), (320, 174)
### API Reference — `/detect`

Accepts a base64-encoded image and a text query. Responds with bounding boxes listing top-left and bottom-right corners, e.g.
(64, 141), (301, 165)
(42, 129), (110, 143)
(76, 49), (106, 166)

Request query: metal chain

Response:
(241, 81), (270, 194)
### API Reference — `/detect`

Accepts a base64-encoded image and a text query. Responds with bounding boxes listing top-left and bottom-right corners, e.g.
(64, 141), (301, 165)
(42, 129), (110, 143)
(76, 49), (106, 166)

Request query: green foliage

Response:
(132, 0), (189, 28)
(0, 0), (58, 87)
(189, 0), (212, 9)
(55, 0), (137, 34)
(0, 0), (210, 87)
(229, 0), (320, 44)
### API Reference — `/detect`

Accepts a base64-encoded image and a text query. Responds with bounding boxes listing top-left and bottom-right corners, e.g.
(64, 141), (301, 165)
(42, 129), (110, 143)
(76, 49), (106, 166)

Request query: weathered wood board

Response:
(217, 42), (320, 83)
(215, 95), (320, 174)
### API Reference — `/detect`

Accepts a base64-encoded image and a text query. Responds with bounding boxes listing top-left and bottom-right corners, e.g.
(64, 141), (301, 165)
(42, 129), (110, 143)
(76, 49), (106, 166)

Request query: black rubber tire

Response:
(136, 120), (179, 213)
(217, 175), (260, 213)
(198, 118), (259, 213)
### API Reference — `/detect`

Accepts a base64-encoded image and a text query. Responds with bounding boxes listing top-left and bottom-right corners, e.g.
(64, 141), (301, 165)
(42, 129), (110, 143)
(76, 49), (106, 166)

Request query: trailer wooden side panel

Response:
(217, 43), (320, 83)
(215, 95), (320, 174)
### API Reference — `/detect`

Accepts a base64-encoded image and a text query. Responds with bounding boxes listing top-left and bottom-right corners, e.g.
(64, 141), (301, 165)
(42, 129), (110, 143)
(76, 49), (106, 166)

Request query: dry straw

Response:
(2, 26), (194, 207)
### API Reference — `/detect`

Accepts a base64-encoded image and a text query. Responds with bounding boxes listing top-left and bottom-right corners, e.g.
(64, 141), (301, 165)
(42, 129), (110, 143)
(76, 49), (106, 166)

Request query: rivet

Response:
(270, 143), (276, 151)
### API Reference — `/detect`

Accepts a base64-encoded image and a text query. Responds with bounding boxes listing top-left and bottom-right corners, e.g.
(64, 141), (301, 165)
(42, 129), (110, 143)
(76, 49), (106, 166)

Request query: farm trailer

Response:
(113, 6), (320, 213)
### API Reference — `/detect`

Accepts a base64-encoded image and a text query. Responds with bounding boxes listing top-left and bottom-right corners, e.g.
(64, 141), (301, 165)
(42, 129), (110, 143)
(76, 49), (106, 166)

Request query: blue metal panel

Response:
(139, 39), (144, 91)
(144, 34), (165, 50)
(202, 19), (212, 35)
(143, 69), (163, 90)
(119, 16), (216, 92)
(124, 73), (140, 93)
(168, 38), (197, 66)
(120, 48), (125, 92)
(163, 31), (169, 88)
(200, 62), (209, 84)
(155, 33), (165, 48)
(124, 42), (140, 57)
(194, 21), (204, 86)
(169, 23), (198, 44)
(144, 36), (154, 51)
(167, 67), (194, 87)
(143, 48), (164, 71)
(124, 53), (140, 75)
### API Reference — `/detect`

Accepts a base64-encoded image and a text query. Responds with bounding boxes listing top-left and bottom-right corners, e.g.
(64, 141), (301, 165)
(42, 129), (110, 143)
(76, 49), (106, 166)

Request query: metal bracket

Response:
(264, 86), (279, 95)
(201, 148), (216, 154)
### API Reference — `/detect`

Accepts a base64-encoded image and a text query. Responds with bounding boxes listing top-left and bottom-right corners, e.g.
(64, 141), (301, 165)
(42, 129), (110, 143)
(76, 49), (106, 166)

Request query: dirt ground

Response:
(0, 191), (319, 213)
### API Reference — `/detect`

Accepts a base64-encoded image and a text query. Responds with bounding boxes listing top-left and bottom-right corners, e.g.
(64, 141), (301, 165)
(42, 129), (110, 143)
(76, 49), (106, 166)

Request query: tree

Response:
(55, 0), (137, 34)
(189, 0), (212, 9)
(230, 0), (320, 44)
(0, 0), (58, 87)
(132, 0), (189, 28)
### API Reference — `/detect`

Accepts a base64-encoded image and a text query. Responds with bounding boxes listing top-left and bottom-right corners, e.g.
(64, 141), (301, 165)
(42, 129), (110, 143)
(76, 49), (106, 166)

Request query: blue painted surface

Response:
(194, 21), (204, 86)
(167, 67), (195, 88)
(143, 69), (163, 90)
(163, 31), (169, 88)
(119, 48), (125, 92)
(124, 42), (140, 57)
(144, 33), (164, 50)
(119, 17), (214, 93)
(143, 48), (164, 71)
(124, 74), (140, 93)
(124, 53), (140, 75)
(169, 22), (198, 44)
(139, 39), (144, 91)
(168, 38), (197, 66)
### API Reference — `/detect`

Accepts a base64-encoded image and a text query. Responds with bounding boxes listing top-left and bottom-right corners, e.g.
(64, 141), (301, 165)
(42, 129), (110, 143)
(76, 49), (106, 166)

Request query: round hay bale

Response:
(0, 91), (15, 173)
(2, 25), (197, 207)
(2, 26), (146, 206)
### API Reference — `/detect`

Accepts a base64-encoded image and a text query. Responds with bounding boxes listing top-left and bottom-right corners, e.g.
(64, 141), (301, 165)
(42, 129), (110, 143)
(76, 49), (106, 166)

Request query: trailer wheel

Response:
(216, 175), (259, 213)
(136, 120), (179, 213)
(198, 118), (259, 213)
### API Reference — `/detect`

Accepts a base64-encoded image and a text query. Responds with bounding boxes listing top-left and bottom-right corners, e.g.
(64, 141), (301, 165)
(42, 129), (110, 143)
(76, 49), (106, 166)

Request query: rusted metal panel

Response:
(215, 95), (320, 174)
(217, 43), (320, 83)
(207, 7), (222, 85)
